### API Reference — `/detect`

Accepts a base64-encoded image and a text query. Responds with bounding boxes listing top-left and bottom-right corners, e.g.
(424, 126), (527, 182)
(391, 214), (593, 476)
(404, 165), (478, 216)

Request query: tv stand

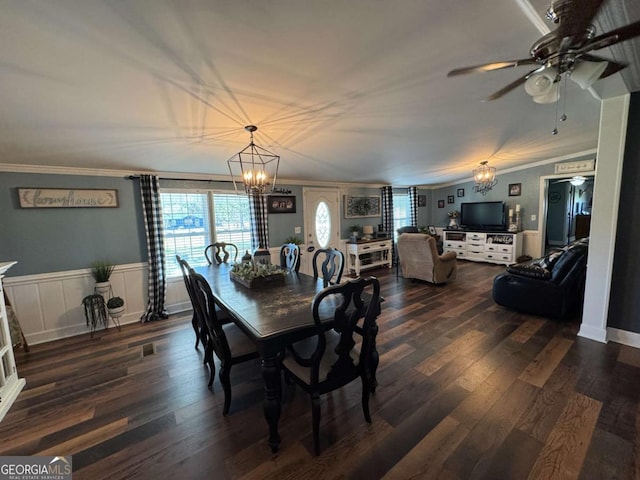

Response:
(443, 230), (522, 265)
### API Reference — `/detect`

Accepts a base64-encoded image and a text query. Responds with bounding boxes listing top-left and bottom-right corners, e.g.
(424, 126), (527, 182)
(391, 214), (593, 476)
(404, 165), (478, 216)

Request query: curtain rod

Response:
(127, 175), (232, 184)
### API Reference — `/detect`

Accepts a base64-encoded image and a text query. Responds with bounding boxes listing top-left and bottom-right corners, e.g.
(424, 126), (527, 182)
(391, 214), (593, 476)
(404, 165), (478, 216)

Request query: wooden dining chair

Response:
(280, 243), (300, 272)
(281, 276), (381, 454)
(312, 247), (344, 287)
(176, 255), (207, 350)
(204, 242), (239, 265)
(190, 269), (260, 415)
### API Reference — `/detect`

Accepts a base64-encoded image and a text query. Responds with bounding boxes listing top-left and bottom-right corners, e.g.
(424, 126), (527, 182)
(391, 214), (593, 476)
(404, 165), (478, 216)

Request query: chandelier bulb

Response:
(552, 128), (558, 135)
(560, 114), (567, 122)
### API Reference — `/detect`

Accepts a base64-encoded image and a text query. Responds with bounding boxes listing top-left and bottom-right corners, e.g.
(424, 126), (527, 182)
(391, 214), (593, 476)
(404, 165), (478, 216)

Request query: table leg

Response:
(262, 355), (281, 452)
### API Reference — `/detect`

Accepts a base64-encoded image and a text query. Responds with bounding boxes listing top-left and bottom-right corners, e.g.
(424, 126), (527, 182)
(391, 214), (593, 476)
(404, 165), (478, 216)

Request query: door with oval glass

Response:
(301, 188), (340, 275)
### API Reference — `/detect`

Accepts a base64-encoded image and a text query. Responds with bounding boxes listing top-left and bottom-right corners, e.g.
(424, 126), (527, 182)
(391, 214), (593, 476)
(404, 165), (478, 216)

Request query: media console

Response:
(443, 230), (522, 265)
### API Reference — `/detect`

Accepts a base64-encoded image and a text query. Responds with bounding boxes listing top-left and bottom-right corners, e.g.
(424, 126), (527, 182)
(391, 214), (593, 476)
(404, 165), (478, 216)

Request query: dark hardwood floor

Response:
(2, 261), (639, 479)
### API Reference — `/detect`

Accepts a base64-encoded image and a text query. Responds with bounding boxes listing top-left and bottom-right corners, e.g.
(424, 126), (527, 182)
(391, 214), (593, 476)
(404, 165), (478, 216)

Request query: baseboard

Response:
(607, 327), (640, 348)
(577, 323), (608, 343)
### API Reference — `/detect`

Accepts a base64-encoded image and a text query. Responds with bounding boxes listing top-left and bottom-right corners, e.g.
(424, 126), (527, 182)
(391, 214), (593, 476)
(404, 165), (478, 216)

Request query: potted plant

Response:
(107, 296), (125, 319)
(82, 294), (108, 338)
(91, 260), (115, 294)
(349, 224), (361, 243)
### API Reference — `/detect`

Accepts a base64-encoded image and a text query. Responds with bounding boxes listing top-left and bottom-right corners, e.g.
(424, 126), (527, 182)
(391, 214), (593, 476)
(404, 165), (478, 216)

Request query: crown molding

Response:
(0, 149), (597, 190)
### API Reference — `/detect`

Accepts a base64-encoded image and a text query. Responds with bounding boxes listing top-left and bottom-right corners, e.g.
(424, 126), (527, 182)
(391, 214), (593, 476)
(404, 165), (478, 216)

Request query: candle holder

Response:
(508, 214), (518, 232)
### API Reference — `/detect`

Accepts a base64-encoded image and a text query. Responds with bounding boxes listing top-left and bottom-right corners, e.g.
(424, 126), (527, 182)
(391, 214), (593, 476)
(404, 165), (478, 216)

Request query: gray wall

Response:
(0, 173), (146, 276)
(0, 160), (594, 279)
(429, 157), (593, 230)
(608, 92), (640, 334)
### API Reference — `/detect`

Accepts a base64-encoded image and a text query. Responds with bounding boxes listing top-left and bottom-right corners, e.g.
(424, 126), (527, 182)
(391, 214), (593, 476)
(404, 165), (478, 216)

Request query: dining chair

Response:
(312, 247), (344, 287)
(281, 276), (381, 454)
(280, 243), (300, 271)
(204, 242), (239, 265)
(190, 269), (260, 415)
(176, 255), (207, 350)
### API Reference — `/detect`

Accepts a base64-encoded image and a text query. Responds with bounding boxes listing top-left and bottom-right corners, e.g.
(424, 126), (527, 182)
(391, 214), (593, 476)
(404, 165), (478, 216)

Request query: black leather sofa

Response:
(492, 238), (588, 319)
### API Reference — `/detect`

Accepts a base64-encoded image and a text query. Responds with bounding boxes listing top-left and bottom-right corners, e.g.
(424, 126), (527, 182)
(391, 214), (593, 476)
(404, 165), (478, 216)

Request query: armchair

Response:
(397, 233), (457, 284)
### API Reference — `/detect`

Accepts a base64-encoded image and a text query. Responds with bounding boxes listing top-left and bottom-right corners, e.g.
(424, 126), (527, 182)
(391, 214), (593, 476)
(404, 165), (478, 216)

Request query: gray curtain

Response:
(139, 175), (168, 322)
(249, 193), (269, 250)
(408, 186), (418, 227)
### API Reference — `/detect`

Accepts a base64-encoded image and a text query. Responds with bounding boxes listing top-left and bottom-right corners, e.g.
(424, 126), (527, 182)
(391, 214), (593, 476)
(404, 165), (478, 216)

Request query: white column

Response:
(578, 94), (629, 342)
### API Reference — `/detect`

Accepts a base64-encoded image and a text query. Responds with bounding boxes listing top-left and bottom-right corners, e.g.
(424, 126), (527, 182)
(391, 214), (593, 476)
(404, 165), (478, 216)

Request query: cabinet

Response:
(0, 261), (25, 422)
(347, 240), (392, 276)
(443, 231), (522, 265)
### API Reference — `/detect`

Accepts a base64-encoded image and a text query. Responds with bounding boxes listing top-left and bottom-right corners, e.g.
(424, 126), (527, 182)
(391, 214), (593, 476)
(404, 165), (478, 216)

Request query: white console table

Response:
(0, 261), (25, 422)
(443, 231), (522, 265)
(346, 239), (392, 276)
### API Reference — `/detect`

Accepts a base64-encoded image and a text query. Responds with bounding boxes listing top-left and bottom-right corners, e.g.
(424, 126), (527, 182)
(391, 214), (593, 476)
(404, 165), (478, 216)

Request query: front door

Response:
(301, 188), (340, 275)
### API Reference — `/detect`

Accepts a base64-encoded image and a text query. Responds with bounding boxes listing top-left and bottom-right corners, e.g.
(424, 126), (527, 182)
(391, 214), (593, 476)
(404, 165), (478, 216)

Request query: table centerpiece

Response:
(229, 262), (287, 289)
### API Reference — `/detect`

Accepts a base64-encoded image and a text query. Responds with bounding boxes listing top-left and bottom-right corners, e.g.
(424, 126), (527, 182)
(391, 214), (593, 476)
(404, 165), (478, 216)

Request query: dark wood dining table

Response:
(194, 263), (379, 452)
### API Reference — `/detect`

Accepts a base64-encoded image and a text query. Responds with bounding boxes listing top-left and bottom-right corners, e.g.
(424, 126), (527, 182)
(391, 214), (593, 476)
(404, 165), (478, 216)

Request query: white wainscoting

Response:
(4, 263), (192, 345)
(521, 230), (541, 259)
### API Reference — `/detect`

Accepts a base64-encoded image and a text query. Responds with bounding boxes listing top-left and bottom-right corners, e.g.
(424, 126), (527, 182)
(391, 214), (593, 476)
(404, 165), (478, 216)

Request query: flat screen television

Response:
(460, 201), (506, 231)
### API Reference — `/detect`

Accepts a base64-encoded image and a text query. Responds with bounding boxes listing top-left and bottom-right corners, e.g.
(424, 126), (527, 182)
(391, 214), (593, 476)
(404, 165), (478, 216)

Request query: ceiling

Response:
(1, 0), (639, 186)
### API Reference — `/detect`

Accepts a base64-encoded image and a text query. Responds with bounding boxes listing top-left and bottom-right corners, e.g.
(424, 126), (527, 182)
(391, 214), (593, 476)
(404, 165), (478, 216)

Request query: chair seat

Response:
(282, 330), (360, 384)
(223, 323), (258, 358)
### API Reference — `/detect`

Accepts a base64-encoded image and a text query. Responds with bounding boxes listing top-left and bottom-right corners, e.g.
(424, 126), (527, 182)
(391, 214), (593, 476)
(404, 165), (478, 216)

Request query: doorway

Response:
(301, 188), (340, 275)
(539, 174), (594, 256)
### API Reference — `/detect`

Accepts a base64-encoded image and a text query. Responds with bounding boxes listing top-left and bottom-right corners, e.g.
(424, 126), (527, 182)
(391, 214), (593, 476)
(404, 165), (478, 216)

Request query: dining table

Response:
(194, 263), (380, 452)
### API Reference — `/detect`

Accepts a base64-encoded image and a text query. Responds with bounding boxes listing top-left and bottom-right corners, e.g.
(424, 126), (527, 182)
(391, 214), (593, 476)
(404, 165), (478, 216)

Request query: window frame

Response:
(160, 188), (251, 277)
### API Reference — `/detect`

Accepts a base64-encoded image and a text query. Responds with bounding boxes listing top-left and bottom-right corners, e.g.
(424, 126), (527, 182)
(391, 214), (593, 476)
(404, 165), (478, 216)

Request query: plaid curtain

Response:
(249, 193), (269, 250)
(408, 186), (418, 227)
(140, 175), (169, 322)
(381, 186), (395, 264)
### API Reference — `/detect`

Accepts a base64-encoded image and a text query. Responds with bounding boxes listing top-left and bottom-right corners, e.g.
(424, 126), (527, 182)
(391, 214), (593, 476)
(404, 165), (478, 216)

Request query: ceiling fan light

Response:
(524, 72), (555, 96)
(532, 84), (559, 104)
(570, 61), (607, 90)
(570, 176), (586, 186)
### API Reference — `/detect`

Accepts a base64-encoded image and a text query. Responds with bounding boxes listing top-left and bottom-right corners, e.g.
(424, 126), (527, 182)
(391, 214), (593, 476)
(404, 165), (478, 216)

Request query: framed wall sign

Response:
(417, 195), (427, 207)
(554, 159), (595, 174)
(18, 188), (118, 208)
(344, 195), (381, 218)
(447, 195), (454, 204)
(268, 195), (296, 213)
(457, 188), (465, 197)
(438, 200), (445, 208)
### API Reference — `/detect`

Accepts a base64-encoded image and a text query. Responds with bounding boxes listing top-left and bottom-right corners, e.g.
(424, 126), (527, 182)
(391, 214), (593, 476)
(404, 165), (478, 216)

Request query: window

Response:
(393, 194), (410, 241)
(161, 191), (251, 277)
(315, 201), (331, 248)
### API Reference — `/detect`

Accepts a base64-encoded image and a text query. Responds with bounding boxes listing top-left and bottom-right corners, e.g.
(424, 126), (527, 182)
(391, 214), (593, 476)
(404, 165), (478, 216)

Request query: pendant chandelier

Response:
(472, 160), (498, 195)
(227, 125), (280, 195)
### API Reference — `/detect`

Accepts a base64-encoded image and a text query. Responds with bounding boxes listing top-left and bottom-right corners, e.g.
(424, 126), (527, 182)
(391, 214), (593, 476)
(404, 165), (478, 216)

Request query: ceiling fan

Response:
(553, 175), (590, 185)
(448, 0), (640, 101)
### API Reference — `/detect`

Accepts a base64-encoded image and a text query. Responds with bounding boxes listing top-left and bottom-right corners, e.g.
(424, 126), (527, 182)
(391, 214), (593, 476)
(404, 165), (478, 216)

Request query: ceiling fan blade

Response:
(579, 53), (627, 78)
(583, 19), (640, 52)
(483, 69), (539, 101)
(447, 58), (537, 77)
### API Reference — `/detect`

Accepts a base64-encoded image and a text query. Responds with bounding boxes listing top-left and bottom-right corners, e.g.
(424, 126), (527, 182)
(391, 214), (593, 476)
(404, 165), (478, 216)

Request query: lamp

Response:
(569, 176), (587, 186)
(227, 125), (280, 195)
(524, 72), (555, 96)
(472, 160), (498, 195)
(362, 225), (374, 240)
(525, 72), (560, 104)
(570, 61), (608, 90)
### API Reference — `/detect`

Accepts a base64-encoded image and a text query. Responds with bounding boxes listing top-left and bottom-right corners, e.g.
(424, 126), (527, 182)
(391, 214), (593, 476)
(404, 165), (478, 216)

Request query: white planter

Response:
(107, 306), (125, 318)
(95, 281), (111, 294)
